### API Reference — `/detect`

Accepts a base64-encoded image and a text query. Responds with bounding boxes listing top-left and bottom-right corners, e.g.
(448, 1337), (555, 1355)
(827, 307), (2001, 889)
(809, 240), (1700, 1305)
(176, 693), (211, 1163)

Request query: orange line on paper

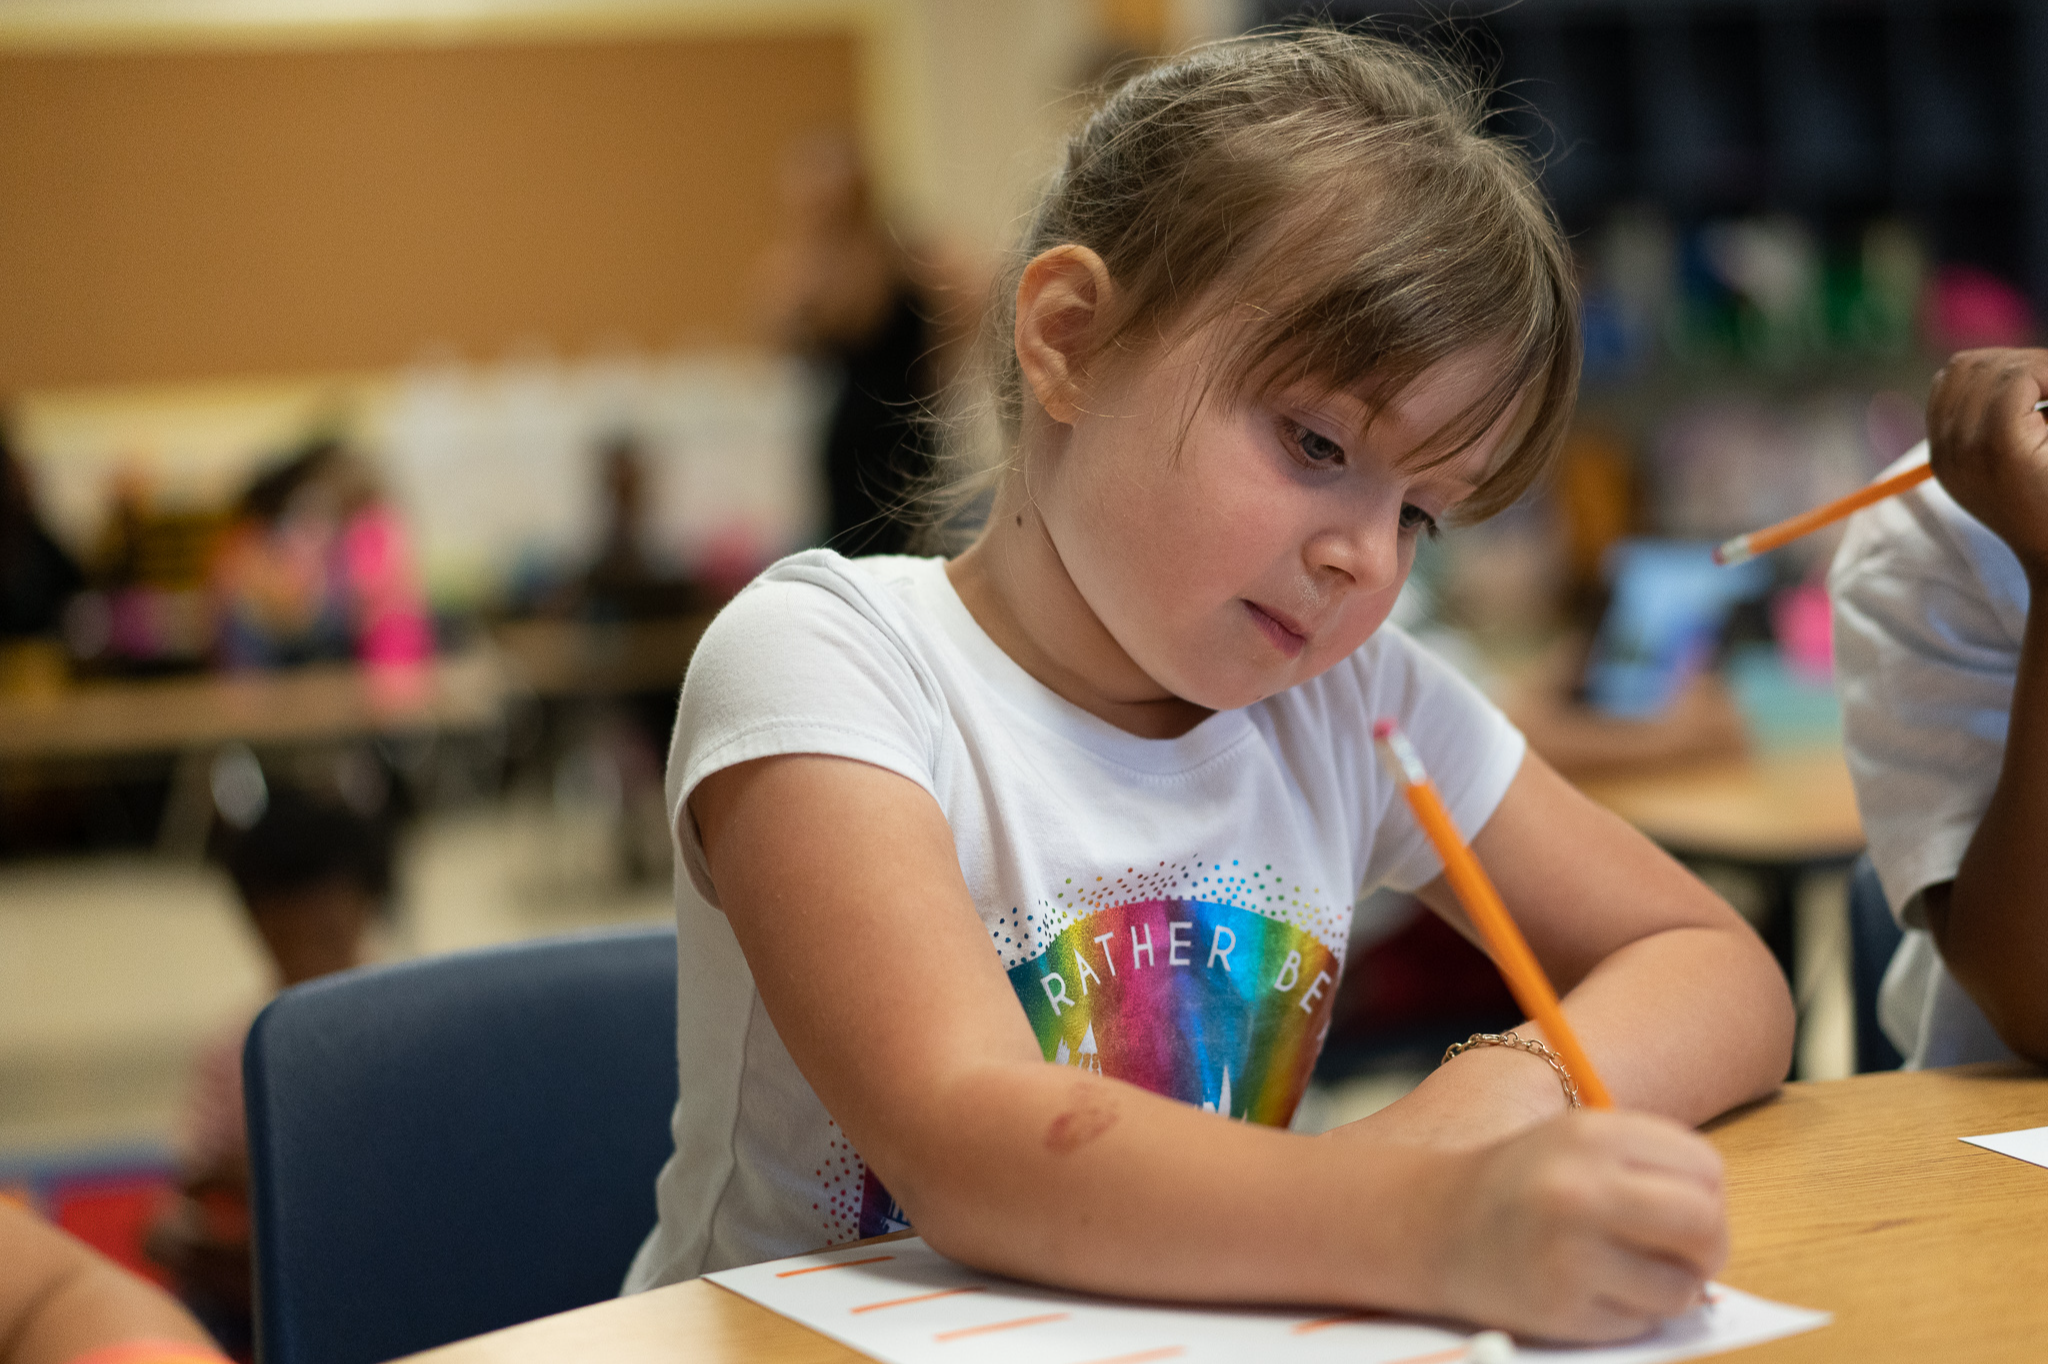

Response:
(850, 1285), (986, 1314)
(932, 1311), (1069, 1342)
(1086, 1347), (1186, 1362)
(1293, 1310), (1394, 1333)
(1392, 1346), (1473, 1363)
(775, 1255), (895, 1277)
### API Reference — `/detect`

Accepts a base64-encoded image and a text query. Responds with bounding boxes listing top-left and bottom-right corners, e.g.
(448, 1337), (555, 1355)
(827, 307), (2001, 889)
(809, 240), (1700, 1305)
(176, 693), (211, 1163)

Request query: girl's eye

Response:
(1283, 418), (1346, 467)
(1399, 503), (1440, 539)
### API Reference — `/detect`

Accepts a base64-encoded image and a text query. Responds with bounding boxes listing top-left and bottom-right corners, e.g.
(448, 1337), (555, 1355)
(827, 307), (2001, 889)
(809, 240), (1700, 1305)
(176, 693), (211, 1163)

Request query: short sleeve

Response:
(1346, 626), (1529, 895)
(668, 555), (945, 908)
(1830, 465), (2024, 927)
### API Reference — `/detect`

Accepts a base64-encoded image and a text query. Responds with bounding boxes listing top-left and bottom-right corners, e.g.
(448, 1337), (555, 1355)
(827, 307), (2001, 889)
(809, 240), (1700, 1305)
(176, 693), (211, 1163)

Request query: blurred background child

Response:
(0, 425), (83, 653)
(210, 439), (432, 672)
(147, 782), (394, 1359)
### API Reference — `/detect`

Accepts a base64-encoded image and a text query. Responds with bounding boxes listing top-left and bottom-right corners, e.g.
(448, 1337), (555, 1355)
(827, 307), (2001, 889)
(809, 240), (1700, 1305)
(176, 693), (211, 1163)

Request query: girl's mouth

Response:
(1243, 600), (1307, 659)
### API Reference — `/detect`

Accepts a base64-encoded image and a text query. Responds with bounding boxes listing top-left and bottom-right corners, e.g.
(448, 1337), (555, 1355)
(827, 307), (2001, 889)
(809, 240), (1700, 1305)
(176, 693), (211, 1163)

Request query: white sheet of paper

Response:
(705, 1236), (1829, 1364)
(1961, 1125), (2048, 1170)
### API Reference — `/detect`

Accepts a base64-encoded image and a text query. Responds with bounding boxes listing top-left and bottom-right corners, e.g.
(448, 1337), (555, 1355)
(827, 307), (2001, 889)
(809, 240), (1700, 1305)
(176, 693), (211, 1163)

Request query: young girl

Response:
(625, 31), (1794, 1343)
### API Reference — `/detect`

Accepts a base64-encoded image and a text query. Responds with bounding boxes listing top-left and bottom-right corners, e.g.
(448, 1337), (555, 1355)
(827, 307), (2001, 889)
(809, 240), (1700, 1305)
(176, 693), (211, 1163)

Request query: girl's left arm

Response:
(1344, 750), (1795, 1148)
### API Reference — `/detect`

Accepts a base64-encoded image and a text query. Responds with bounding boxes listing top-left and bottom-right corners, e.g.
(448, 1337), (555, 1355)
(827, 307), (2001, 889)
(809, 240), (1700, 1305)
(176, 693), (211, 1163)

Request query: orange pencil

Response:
(1711, 463), (1933, 566)
(1714, 399), (2048, 566)
(1372, 720), (1614, 1109)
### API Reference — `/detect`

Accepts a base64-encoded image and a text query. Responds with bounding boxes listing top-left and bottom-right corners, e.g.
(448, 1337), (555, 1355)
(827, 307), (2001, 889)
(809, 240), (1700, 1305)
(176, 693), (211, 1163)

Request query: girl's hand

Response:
(1927, 348), (2048, 579)
(1429, 1110), (1727, 1343)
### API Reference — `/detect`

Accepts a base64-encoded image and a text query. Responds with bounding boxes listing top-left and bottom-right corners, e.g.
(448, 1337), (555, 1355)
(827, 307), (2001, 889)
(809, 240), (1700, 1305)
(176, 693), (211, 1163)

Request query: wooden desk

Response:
(0, 650), (507, 761)
(411, 1065), (2048, 1364)
(1705, 1063), (2048, 1362)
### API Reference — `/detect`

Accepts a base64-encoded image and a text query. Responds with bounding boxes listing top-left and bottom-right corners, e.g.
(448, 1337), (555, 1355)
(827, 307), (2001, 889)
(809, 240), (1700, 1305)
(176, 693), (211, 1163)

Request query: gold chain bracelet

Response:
(1441, 1030), (1583, 1110)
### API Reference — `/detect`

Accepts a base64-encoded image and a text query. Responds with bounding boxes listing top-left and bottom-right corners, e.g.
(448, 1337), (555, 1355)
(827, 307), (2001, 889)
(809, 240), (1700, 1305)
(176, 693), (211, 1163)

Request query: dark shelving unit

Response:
(1262, 0), (2048, 316)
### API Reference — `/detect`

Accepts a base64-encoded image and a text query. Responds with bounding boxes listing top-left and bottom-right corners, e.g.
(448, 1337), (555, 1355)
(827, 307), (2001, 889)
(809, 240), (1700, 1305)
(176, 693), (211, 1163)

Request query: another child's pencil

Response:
(1372, 720), (1614, 1110)
(1714, 399), (2048, 566)
(1711, 464), (1932, 566)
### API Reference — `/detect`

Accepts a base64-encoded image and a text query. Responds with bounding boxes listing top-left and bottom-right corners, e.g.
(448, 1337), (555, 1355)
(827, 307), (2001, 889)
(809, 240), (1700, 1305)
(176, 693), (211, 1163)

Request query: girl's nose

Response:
(1306, 516), (1403, 593)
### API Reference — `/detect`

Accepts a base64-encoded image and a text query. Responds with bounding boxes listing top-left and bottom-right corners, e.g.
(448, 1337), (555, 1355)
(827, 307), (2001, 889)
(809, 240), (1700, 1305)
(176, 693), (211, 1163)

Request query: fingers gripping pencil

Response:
(1372, 719), (1614, 1110)
(1714, 399), (2048, 565)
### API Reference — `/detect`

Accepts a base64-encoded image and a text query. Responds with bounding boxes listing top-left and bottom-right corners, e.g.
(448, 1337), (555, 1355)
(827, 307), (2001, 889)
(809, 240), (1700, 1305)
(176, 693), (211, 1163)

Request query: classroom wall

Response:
(0, 31), (860, 390)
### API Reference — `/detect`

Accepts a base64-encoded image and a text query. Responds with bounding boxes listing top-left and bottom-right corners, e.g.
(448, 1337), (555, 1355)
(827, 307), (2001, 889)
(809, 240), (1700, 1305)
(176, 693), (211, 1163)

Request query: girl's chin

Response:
(1160, 662), (1294, 713)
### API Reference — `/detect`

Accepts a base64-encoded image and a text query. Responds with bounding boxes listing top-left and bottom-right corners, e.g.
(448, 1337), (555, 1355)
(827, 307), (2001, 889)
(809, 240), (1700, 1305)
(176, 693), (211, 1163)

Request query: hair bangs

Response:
(1199, 167), (1579, 520)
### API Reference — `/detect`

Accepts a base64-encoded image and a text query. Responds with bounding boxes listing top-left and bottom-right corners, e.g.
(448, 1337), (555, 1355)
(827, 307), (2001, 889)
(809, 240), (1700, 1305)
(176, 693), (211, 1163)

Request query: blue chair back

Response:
(1847, 854), (1906, 1072)
(245, 924), (677, 1362)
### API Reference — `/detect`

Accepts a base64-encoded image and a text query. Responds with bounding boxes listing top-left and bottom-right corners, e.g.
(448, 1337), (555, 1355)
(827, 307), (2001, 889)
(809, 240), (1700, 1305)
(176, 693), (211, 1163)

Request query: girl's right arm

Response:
(693, 750), (1727, 1343)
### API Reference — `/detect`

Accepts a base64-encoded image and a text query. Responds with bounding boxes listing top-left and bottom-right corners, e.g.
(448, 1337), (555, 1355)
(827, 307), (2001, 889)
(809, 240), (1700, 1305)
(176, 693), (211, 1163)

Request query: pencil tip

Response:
(1712, 536), (1751, 567)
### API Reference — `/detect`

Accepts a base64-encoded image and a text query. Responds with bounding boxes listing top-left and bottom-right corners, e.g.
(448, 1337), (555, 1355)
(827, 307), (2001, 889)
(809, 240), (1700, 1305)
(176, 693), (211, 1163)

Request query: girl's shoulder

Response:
(679, 549), (956, 739)
(694, 549), (947, 668)
(719, 547), (940, 619)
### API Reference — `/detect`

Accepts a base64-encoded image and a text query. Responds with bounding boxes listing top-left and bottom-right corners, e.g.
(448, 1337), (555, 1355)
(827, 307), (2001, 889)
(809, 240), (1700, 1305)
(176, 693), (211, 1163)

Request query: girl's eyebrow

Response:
(1280, 386), (1375, 440)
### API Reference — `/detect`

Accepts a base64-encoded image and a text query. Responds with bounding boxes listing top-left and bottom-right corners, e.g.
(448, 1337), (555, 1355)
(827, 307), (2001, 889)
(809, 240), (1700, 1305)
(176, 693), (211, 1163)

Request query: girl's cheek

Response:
(1337, 586), (1405, 653)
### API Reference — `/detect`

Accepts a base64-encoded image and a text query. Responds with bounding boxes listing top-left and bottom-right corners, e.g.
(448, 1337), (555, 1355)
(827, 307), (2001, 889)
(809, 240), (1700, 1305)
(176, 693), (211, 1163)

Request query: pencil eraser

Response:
(1372, 718), (1395, 741)
(1465, 1329), (1515, 1363)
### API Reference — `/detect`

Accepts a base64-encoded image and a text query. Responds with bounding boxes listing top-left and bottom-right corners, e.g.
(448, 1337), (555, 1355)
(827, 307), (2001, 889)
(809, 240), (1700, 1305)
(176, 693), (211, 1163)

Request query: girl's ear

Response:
(1014, 245), (1115, 426)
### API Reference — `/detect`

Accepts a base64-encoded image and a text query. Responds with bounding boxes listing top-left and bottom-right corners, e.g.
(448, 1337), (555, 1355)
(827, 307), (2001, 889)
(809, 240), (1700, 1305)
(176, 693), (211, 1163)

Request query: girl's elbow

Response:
(900, 1184), (1026, 1280)
(1742, 935), (1798, 1087)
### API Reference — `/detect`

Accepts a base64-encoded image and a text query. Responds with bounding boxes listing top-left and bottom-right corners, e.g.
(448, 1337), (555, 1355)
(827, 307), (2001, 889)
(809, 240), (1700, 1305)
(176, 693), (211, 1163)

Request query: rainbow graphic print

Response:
(1006, 898), (1340, 1123)
(837, 862), (1346, 1240)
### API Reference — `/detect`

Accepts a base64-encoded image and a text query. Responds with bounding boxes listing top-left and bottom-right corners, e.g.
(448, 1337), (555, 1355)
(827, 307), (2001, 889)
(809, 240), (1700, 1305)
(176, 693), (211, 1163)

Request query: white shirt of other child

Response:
(623, 551), (1526, 1290)
(1832, 444), (2024, 1068)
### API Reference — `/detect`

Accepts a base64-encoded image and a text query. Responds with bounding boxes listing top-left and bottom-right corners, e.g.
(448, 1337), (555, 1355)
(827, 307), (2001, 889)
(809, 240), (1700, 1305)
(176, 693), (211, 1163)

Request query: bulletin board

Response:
(0, 30), (861, 390)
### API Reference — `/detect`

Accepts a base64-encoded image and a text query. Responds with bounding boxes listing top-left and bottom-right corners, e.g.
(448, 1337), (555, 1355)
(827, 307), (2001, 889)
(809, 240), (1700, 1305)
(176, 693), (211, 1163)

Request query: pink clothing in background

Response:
(341, 505), (432, 667)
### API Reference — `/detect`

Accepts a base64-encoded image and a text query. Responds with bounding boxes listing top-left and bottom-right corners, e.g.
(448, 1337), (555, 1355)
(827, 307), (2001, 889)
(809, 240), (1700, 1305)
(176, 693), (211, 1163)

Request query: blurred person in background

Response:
(147, 782), (394, 1359)
(0, 422), (85, 660)
(547, 432), (699, 881)
(63, 468), (221, 678)
(758, 130), (976, 556)
(1, 1200), (223, 1365)
(560, 432), (696, 620)
(210, 438), (432, 671)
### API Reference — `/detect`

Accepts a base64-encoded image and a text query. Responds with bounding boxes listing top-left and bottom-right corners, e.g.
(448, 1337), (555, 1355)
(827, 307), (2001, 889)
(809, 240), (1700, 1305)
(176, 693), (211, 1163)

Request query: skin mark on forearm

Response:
(1045, 1093), (1119, 1155)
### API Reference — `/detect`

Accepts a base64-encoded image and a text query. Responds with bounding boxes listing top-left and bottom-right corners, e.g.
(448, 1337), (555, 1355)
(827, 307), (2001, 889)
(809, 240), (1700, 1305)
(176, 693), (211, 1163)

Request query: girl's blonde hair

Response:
(937, 26), (1578, 534)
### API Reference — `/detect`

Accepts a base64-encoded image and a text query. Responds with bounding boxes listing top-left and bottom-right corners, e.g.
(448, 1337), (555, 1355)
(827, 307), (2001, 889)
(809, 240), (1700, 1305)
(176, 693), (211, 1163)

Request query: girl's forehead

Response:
(1275, 345), (1516, 434)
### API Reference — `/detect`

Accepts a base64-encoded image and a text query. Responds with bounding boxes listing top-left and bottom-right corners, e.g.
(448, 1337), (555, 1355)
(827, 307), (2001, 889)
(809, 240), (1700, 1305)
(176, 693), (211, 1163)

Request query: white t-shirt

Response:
(623, 550), (1526, 1289)
(1831, 445), (2024, 1068)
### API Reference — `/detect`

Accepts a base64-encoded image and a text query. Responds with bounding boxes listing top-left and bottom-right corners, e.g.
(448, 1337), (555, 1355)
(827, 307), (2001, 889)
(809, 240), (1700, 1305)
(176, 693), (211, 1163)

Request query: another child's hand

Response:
(1430, 1109), (1727, 1343)
(1928, 348), (2048, 578)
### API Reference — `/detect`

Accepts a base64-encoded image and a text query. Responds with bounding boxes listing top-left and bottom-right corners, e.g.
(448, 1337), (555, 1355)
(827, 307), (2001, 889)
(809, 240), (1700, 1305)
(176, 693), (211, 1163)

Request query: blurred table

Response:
(0, 650), (507, 761)
(1578, 744), (1864, 1056)
(406, 1064), (2048, 1364)
(1574, 744), (1864, 866)
(490, 616), (712, 700)
(0, 651), (511, 854)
